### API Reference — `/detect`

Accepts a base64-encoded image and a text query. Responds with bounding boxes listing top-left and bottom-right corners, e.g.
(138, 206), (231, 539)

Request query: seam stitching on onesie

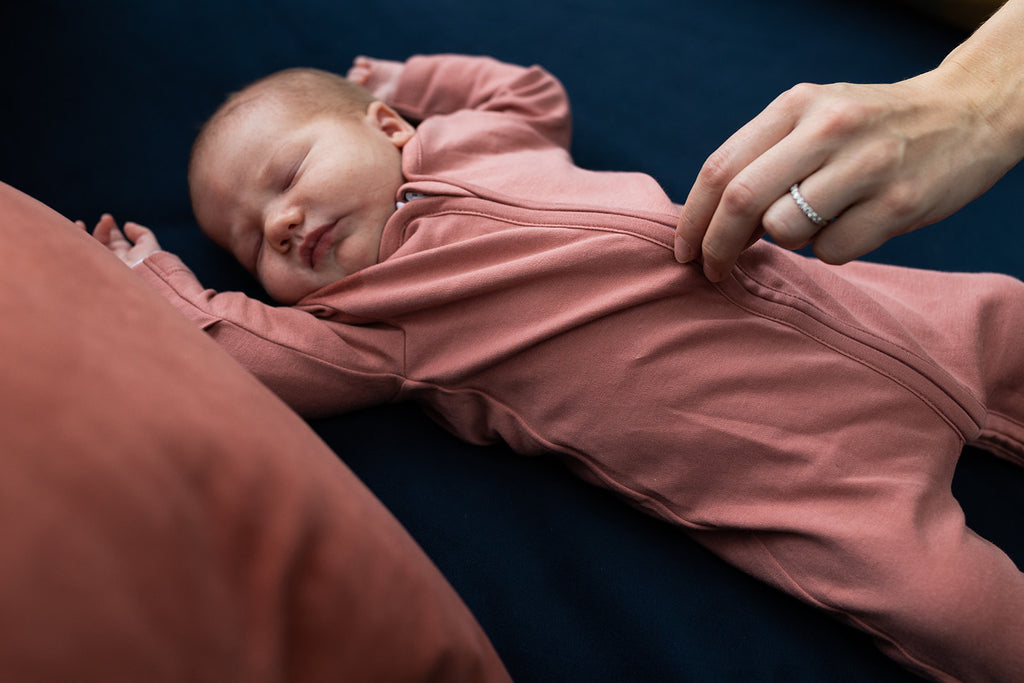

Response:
(399, 379), (719, 532)
(399, 207), (675, 249)
(977, 410), (1024, 462)
(146, 258), (192, 278)
(218, 318), (407, 406)
(735, 261), (983, 407)
(748, 532), (952, 681)
(155, 270), (405, 398)
(714, 282), (973, 438)
(403, 176), (681, 230)
(723, 265), (985, 438)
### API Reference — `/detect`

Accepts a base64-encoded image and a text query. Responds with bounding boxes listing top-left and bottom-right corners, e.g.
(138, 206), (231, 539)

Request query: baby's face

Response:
(191, 95), (414, 303)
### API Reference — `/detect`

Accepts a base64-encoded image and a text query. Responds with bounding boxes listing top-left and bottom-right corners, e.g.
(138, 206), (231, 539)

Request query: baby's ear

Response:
(366, 101), (415, 148)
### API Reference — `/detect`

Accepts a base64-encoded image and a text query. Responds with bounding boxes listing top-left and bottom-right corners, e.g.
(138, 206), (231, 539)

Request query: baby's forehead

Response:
(198, 98), (305, 173)
(219, 89), (306, 133)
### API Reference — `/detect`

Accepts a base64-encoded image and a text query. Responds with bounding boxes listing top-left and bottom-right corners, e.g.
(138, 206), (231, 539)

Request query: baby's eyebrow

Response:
(256, 146), (282, 185)
(259, 139), (306, 186)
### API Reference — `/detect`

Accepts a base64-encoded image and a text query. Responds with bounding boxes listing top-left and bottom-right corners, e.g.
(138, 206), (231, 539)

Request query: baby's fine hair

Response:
(188, 67), (376, 204)
(223, 67), (376, 121)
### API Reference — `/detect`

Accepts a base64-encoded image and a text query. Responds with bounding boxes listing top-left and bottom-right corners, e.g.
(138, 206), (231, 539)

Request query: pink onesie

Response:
(136, 55), (1024, 682)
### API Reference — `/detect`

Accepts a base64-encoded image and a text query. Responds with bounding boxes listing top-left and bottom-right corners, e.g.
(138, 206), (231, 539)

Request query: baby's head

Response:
(188, 68), (415, 304)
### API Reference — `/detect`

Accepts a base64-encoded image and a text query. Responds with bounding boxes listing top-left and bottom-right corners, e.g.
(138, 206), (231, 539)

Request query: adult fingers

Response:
(675, 92), (802, 265)
(698, 153), (832, 280)
(677, 84), (853, 281)
(810, 211), (892, 265)
(811, 183), (925, 265)
(758, 177), (902, 266)
(695, 112), (841, 279)
(758, 115), (924, 261)
(760, 175), (851, 252)
(760, 164), (920, 265)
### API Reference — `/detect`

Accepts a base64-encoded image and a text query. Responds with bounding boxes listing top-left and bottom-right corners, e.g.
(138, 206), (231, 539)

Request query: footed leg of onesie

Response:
(673, 259), (1024, 681)
(951, 273), (1024, 470)
(689, 439), (1024, 683)
(561, 250), (1024, 681)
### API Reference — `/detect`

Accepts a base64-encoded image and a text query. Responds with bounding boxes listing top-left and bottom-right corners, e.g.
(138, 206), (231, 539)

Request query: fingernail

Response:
(674, 237), (695, 263)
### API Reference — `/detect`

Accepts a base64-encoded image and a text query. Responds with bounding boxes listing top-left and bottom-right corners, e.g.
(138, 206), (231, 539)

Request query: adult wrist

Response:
(938, 0), (1024, 162)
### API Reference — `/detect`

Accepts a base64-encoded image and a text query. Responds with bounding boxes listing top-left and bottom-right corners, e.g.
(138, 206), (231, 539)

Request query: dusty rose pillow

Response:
(0, 182), (509, 682)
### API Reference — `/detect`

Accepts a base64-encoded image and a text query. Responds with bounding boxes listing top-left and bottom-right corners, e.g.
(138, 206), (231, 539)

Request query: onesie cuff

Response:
(129, 250), (164, 269)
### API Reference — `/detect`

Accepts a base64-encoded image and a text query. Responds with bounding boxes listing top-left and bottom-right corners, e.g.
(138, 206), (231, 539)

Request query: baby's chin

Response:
(263, 274), (344, 305)
(261, 240), (383, 303)
(262, 280), (318, 306)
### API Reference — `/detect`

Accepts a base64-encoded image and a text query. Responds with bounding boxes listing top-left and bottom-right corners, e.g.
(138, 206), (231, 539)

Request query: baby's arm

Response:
(349, 54), (572, 150)
(82, 215), (399, 418)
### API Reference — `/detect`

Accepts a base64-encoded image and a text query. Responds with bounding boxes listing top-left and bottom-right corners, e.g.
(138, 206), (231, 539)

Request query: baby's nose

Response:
(266, 206), (303, 251)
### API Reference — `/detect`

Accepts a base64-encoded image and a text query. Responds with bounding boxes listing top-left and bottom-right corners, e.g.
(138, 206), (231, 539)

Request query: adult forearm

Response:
(941, 0), (1024, 162)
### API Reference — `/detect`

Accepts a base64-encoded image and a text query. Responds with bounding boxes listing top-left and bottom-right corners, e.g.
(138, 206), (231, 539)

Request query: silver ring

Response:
(789, 183), (831, 228)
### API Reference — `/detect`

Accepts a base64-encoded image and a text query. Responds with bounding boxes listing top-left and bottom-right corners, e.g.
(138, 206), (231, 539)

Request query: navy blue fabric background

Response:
(3, 2), (1021, 680)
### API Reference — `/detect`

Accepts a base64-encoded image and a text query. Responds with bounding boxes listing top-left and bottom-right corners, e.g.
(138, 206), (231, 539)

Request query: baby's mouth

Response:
(300, 221), (336, 269)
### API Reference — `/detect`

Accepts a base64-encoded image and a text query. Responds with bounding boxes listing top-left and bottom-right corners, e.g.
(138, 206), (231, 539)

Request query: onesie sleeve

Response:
(389, 54), (572, 150)
(132, 251), (402, 418)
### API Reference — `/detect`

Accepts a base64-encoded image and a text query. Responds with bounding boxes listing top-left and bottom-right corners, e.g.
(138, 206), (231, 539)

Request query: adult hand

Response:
(675, 58), (1022, 281)
(79, 214), (162, 267)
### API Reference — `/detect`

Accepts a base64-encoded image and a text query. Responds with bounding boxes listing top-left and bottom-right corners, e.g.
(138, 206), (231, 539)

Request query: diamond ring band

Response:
(789, 183), (832, 228)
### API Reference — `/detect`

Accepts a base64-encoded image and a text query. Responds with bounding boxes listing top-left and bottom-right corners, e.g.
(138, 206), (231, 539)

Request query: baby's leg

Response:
(660, 279), (1024, 681)
(665, 256), (1024, 680)
(660, 406), (1024, 679)
(573, 249), (1024, 680)
(688, 419), (1024, 683)
(836, 261), (1024, 469)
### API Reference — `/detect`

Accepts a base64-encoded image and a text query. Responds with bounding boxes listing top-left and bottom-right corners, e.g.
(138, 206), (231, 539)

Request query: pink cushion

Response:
(0, 182), (509, 681)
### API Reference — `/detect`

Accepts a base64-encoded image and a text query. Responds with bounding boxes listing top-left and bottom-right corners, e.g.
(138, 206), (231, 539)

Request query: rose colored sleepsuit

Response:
(136, 55), (1024, 682)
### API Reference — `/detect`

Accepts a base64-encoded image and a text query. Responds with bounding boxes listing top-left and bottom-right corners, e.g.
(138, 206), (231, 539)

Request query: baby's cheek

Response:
(341, 231), (384, 274)
(261, 262), (314, 305)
